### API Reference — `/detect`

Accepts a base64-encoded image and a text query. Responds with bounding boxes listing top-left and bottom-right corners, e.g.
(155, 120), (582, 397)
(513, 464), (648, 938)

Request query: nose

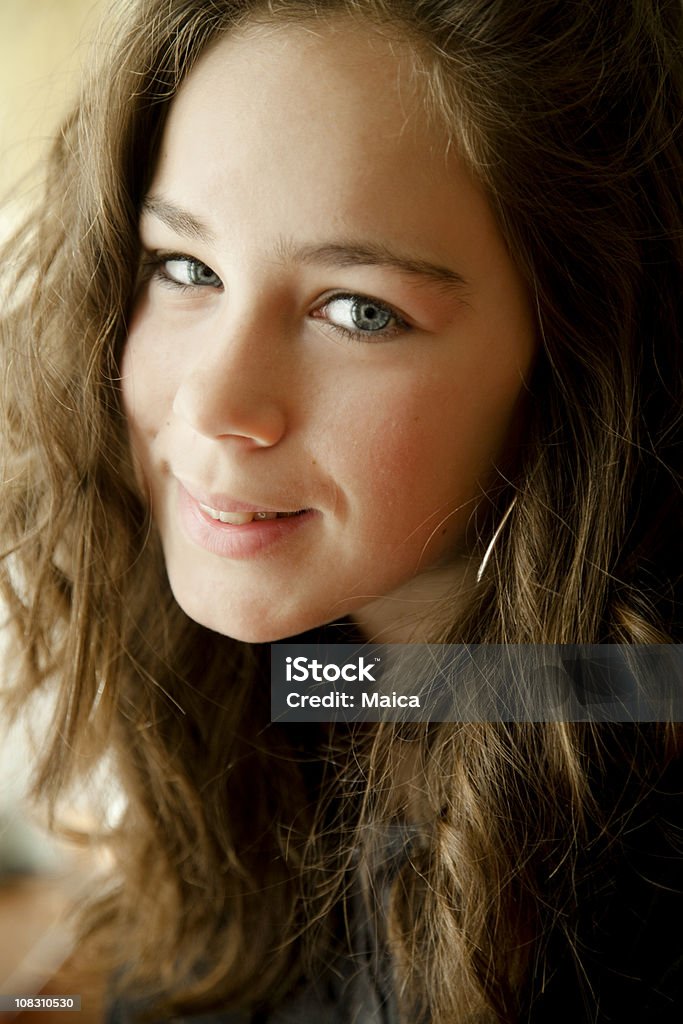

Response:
(172, 314), (288, 447)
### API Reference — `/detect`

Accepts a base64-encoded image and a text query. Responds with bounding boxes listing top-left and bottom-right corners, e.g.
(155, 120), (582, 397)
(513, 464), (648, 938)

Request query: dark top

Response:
(108, 628), (683, 1022)
(108, 764), (683, 1023)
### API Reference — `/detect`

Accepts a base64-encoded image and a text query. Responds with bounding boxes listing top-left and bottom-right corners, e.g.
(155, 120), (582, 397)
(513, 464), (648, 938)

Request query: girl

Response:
(1, 1), (681, 1021)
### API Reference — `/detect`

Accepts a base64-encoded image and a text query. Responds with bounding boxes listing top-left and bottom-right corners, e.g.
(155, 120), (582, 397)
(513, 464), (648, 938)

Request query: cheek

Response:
(123, 290), (185, 416)
(121, 289), (184, 432)
(119, 343), (139, 426)
(329, 368), (527, 543)
(321, 381), (456, 533)
(119, 323), (170, 491)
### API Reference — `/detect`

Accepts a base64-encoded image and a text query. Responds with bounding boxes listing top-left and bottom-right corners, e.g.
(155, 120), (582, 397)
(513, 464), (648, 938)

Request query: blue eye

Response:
(317, 293), (408, 340)
(162, 256), (222, 288)
(141, 252), (223, 290)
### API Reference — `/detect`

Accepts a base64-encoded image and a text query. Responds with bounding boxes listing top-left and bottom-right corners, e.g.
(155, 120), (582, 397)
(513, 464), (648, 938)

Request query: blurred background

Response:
(1, 3), (108, 1020)
(0, 0), (104, 198)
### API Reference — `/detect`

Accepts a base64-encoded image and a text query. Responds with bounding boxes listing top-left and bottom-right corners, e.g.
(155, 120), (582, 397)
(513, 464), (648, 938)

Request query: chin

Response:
(168, 584), (327, 644)
(178, 601), (297, 643)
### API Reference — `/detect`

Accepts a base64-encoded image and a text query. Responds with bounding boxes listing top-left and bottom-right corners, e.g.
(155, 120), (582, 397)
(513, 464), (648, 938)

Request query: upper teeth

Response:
(199, 503), (299, 525)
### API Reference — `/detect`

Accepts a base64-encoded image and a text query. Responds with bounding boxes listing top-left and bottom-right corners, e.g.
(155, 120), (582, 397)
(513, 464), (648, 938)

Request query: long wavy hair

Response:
(1, 1), (681, 1021)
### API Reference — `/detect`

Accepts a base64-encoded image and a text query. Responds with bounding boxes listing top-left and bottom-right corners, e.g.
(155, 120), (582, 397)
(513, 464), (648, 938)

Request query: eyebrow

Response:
(142, 195), (467, 293)
(142, 196), (216, 244)
(277, 239), (467, 293)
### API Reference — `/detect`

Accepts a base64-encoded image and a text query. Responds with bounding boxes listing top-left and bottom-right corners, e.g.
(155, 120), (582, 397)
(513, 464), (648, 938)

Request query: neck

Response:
(351, 556), (478, 643)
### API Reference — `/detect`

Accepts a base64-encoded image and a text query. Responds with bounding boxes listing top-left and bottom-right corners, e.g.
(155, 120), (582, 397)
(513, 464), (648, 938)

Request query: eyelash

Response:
(139, 252), (223, 293)
(313, 293), (409, 343)
(138, 251), (411, 342)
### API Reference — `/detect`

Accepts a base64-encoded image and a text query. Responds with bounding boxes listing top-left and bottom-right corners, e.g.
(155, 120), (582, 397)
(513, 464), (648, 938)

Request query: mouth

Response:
(198, 503), (308, 525)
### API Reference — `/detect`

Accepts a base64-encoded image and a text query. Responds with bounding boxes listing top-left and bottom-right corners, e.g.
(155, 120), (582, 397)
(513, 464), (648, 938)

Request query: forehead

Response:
(148, 18), (481, 267)
(179, 16), (430, 135)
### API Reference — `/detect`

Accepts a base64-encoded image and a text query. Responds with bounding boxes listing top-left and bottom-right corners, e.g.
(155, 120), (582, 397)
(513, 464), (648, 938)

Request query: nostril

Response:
(172, 372), (286, 447)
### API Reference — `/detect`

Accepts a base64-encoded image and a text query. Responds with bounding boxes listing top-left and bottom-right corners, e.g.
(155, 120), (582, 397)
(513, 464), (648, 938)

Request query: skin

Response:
(122, 18), (537, 643)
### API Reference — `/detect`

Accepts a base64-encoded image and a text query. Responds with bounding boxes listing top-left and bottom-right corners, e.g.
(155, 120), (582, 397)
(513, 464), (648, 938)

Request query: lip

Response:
(176, 478), (299, 515)
(177, 482), (316, 560)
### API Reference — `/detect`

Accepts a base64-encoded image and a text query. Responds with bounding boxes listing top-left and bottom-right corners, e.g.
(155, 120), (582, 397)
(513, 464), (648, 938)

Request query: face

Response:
(122, 18), (536, 643)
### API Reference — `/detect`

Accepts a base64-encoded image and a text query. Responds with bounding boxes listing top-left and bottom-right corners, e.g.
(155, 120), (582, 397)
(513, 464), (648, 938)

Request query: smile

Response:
(198, 503), (306, 525)
(178, 486), (315, 560)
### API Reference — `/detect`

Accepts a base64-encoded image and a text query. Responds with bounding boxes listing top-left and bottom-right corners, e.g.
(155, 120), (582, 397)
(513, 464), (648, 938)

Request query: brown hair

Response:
(1, 1), (681, 1021)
